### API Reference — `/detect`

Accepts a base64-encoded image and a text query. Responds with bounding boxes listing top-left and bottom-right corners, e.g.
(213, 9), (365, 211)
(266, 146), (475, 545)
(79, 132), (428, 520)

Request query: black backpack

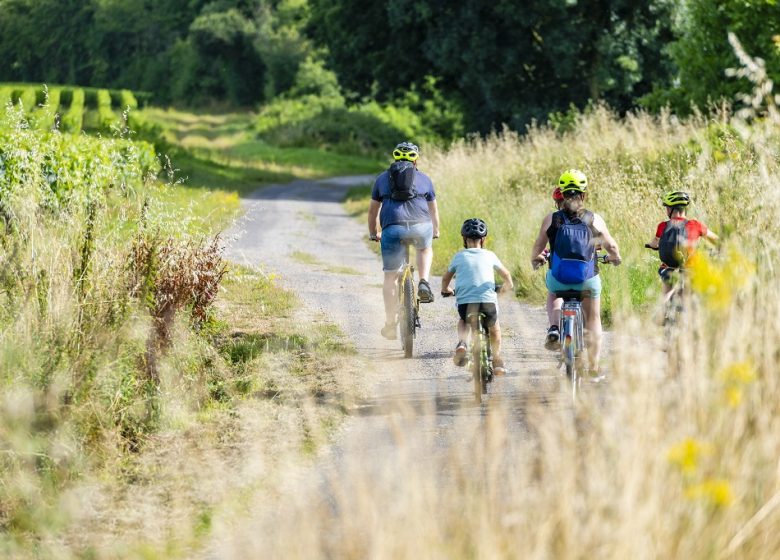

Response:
(658, 219), (689, 268)
(388, 161), (417, 201)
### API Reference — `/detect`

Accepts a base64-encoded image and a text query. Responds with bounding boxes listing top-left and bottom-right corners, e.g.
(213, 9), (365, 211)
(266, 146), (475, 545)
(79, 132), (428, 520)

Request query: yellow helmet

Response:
(661, 191), (691, 207)
(558, 169), (588, 193)
(393, 141), (420, 162)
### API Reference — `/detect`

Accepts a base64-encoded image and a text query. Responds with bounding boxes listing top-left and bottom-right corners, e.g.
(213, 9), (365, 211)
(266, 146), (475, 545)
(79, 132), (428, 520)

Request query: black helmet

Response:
(461, 218), (488, 239)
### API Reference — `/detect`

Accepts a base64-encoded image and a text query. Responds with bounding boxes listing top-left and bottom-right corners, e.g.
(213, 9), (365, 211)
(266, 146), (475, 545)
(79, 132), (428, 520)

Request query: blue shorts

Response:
(546, 270), (602, 299)
(380, 222), (433, 272)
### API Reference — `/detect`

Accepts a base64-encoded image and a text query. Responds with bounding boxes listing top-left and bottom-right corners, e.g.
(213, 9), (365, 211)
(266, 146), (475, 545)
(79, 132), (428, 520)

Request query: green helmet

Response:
(558, 169), (588, 193)
(662, 191), (691, 207)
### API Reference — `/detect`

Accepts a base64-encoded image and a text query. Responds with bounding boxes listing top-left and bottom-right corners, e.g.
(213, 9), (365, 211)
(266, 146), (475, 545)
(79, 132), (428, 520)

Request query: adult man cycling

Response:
(368, 142), (440, 340)
(531, 169), (622, 377)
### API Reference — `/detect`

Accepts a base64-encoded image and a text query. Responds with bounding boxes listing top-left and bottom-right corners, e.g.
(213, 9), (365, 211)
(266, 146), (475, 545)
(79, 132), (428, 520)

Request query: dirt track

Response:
(214, 175), (583, 555)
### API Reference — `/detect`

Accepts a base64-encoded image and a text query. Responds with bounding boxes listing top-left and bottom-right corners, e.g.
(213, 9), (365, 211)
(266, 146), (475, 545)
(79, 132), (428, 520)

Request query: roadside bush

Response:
(119, 89), (138, 111)
(11, 88), (37, 113)
(32, 87), (60, 131)
(60, 89), (84, 134)
(96, 88), (119, 132)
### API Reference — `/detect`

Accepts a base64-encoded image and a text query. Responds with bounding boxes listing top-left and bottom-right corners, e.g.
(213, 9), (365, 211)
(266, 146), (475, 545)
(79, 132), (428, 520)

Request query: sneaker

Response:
(493, 357), (507, 376)
(544, 325), (560, 350)
(418, 279), (434, 303)
(380, 323), (397, 340)
(453, 341), (468, 367)
(588, 369), (606, 383)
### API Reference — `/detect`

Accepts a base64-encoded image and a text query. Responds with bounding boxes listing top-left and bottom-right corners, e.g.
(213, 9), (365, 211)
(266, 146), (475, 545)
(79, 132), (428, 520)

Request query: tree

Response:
(308, 0), (675, 132)
(668, 0), (780, 111)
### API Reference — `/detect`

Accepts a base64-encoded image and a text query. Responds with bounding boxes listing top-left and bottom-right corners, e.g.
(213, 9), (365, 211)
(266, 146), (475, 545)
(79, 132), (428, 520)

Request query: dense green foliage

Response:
(309, 0), (676, 131)
(0, 0), (778, 135)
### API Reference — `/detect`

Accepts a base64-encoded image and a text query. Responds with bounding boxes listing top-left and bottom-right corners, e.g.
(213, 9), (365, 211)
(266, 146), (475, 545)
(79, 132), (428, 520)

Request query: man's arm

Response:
(428, 200), (440, 239)
(368, 199), (381, 240)
(530, 213), (553, 268)
(647, 236), (660, 249)
(705, 229), (719, 244)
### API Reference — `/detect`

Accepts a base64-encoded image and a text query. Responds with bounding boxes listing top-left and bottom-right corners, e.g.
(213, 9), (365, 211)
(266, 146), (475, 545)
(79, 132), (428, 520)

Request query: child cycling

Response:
(646, 190), (719, 297)
(441, 218), (514, 375)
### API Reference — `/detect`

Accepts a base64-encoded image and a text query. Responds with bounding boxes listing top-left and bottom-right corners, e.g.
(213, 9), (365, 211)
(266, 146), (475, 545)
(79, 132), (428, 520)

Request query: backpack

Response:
(550, 211), (596, 284)
(658, 219), (689, 268)
(388, 161), (417, 201)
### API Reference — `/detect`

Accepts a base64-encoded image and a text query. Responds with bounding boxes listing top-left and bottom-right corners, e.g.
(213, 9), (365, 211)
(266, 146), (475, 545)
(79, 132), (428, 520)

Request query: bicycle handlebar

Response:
(644, 243), (658, 251)
(534, 250), (612, 268)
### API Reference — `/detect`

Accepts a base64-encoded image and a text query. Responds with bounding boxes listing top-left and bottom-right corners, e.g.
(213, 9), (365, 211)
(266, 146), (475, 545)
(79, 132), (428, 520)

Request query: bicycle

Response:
(442, 287), (501, 404)
(535, 253), (610, 400)
(645, 244), (691, 355)
(397, 239), (421, 358)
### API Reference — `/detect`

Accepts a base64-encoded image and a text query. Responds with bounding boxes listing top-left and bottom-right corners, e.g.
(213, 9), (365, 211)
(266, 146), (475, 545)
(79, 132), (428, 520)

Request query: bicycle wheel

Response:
(480, 326), (491, 395)
(561, 318), (575, 380)
(470, 318), (483, 404)
(401, 273), (415, 358)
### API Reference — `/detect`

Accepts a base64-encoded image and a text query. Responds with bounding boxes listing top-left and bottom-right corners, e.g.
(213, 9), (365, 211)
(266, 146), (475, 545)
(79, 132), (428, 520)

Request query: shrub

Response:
(96, 89), (120, 132)
(60, 89), (85, 134)
(119, 89), (138, 111)
(11, 88), (37, 113)
(32, 87), (60, 131)
(128, 232), (227, 380)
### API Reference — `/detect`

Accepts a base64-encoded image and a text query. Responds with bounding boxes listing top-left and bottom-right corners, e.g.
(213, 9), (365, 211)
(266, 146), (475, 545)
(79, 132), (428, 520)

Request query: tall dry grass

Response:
(208, 40), (780, 559)
(0, 106), (239, 555)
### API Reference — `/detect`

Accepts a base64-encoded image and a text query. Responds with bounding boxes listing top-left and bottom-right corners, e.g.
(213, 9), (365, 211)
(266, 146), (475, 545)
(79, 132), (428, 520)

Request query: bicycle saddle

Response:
(555, 289), (588, 300)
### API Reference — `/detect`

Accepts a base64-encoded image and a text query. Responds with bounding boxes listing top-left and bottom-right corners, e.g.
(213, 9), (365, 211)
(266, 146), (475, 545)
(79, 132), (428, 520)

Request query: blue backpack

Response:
(550, 210), (596, 284)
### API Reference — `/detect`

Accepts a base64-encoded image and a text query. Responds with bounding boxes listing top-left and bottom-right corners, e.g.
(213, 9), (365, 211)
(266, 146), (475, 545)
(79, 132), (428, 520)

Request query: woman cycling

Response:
(530, 169), (622, 377)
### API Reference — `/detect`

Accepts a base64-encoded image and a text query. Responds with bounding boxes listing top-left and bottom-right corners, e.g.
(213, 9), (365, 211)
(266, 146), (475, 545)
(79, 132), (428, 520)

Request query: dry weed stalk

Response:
(128, 231), (227, 381)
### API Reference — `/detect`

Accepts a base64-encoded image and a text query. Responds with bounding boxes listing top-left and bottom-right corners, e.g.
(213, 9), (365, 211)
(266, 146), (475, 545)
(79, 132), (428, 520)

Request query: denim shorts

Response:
(380, 222), (433, 271)
(546, 270), (602, 299)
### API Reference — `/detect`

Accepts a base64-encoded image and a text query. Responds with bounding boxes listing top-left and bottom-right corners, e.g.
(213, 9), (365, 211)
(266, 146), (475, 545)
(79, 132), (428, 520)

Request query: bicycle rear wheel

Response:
(401, 274), (415, 358)
(470, 318), (483, 404)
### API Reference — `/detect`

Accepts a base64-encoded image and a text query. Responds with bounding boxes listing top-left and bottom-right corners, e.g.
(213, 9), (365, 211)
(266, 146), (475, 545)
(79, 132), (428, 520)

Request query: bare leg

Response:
(582, 297), (603, 372)
(489, 321), (503, 362)
(417, 246), (433, 281)
(547, 292), (563, 327)
(383, 272), (398, 326)
(457, 318), (469, 342)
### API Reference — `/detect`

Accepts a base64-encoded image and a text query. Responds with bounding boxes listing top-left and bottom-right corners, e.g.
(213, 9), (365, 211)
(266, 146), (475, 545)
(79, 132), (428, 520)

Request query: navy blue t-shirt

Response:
(371, 169), (436, 229)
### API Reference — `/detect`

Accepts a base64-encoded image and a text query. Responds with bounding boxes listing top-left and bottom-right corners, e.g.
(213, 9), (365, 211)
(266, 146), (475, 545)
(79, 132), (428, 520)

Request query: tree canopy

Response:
(0, 0), (776, 133)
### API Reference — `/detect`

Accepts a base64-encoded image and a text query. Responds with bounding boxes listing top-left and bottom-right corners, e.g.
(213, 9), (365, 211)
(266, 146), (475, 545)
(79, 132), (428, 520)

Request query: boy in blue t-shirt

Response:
(441, 218), (514, 375)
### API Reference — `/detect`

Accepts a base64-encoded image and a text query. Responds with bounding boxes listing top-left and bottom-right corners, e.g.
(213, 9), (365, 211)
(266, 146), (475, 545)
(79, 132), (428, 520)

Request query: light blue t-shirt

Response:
(448, 248), (503, 305)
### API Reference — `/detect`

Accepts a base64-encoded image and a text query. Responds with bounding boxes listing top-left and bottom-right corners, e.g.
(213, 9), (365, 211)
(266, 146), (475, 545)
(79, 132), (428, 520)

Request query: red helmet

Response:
(552, 187), (564, 202)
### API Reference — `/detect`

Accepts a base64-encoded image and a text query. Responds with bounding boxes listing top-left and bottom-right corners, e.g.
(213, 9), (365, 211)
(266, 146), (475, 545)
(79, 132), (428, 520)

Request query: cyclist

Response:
(441, 218), (514, 375)
(530, 169), (622, 376)
(368, 141), (440, 340)
(646, 191), (718, 299)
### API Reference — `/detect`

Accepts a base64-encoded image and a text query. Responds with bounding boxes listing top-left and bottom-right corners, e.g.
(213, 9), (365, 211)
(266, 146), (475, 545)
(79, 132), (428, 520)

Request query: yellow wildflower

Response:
(719, 361), (756, 407)
(667, 438), (711, 475)
(688, 249), (754, 311)
(684, 478), (734, 508)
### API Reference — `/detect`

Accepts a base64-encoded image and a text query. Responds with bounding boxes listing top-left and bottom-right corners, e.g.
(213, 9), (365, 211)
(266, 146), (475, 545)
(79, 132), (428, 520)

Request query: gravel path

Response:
(213, 175), (580, 555)
(224, 175), (567, 413)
